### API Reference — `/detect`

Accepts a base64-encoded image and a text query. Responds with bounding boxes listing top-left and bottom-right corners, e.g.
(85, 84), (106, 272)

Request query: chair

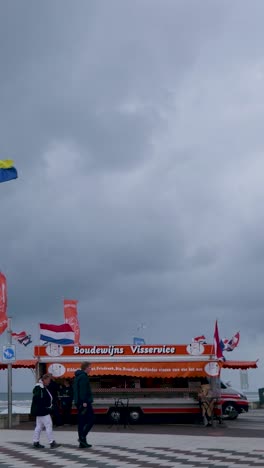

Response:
(108, 398), (131, 429)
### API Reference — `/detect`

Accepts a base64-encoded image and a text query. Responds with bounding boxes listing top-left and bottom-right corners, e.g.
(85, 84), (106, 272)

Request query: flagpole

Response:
(7, 317), (12, 429)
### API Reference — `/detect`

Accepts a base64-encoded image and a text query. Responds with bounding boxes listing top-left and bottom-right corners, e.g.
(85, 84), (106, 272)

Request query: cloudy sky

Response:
(0, 0), (263, 391)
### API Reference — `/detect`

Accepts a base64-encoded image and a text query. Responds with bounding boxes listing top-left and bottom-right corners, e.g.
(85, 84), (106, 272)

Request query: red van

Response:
(220, 381), (249, 419)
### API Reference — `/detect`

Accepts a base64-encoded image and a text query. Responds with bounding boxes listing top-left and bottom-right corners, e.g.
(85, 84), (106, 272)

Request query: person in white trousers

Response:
(30, 373), (60, 449)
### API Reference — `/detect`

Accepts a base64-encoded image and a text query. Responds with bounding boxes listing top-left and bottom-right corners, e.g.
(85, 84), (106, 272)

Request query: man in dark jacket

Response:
(73, 361), (94, 448)
(30, 373), (60, 449)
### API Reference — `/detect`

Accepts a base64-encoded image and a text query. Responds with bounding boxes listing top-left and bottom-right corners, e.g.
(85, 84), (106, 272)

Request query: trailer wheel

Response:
(129, 409), (142, 424)
(108, 408), (121, 424)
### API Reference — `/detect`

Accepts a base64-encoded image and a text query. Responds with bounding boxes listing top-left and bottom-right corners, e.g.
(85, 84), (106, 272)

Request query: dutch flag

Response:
(39, 323), (74, 345)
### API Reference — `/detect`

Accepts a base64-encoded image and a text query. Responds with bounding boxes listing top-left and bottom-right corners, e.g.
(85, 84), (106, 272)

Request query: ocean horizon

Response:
(0, 392), (32, 413)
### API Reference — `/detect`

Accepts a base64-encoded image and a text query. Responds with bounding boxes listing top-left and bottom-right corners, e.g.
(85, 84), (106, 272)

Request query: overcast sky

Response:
(0, 0), (264, 391)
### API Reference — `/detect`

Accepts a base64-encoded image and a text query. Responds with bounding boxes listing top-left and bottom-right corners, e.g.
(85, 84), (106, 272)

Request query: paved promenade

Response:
(1, 428), (264, 467)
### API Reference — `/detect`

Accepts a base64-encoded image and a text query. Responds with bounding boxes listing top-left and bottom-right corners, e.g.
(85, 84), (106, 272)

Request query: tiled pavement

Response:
(1, 431), (264, 467)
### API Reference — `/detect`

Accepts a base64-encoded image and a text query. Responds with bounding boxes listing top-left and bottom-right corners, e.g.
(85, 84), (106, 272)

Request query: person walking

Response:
(30, 373), (61, 449)
(73, 361), (94, 448)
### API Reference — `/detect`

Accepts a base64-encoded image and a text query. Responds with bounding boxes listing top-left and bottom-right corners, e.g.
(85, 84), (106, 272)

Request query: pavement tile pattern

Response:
(0, 442), (264, 468)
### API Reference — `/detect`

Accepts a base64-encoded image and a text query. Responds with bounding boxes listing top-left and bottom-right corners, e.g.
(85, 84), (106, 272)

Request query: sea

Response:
(0, 391), (260, 414)
(0, 393), (32, 414)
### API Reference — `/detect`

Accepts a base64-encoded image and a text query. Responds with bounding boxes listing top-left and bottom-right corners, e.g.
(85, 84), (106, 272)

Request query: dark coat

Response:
(47, 379), (59, 402)
(59, 385), (73, 408)
(30, 382), (53, 417)
(73, 370), (93, 407)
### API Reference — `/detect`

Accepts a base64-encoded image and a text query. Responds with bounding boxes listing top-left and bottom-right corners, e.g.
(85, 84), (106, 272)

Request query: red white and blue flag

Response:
(40, 323), (74, 345)
(221, 332), (240, 352)
(220, 337), (229, 350)
(192, 335), (207, 344)
(12, 331), (32, 346)
(214, 320), (225, 360)
(12, 331), (27, 340)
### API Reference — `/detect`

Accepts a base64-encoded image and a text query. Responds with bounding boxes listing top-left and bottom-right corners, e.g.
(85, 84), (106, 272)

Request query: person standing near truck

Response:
(59, 378), (73, 425)
(73, 361), (95, 448)
(47, 374), (62, 427)
(198, 384), (216, 426)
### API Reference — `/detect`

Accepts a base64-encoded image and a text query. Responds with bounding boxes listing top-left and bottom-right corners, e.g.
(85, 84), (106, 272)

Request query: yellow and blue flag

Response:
(0, 160), (18, 183)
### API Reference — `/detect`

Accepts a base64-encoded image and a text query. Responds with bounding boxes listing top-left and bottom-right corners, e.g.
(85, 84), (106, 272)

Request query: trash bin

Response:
(258, 388), (264, 404)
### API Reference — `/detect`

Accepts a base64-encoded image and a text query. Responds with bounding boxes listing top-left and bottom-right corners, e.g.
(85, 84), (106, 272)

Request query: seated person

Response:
(198, 384), (216, 426)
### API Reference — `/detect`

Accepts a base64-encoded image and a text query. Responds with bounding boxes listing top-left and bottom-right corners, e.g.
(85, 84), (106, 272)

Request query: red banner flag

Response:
(64, 299), (80, 345)
(0, 273), (7, 335)
(214, 320), (224, 360)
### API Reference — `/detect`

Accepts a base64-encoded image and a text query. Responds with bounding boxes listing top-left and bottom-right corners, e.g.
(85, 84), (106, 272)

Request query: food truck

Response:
(32, 342), (257, 423)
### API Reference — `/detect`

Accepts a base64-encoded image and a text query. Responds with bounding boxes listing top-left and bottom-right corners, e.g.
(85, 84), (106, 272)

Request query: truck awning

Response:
(58, 360), (221, 378)
(0, 359), (37, 370)
(222, 360), (258, 370)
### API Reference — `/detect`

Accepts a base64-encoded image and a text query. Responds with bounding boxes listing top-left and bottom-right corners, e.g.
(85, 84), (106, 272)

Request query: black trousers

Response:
(78, 403), (95, 441)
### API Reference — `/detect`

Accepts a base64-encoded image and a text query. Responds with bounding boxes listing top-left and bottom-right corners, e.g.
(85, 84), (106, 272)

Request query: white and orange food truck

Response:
(33, 342), (257, 423)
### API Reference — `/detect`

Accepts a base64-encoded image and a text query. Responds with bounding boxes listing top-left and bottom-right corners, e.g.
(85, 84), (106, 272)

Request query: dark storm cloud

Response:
(0, 0), (224, 167)
(0, 0), (264, 392)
